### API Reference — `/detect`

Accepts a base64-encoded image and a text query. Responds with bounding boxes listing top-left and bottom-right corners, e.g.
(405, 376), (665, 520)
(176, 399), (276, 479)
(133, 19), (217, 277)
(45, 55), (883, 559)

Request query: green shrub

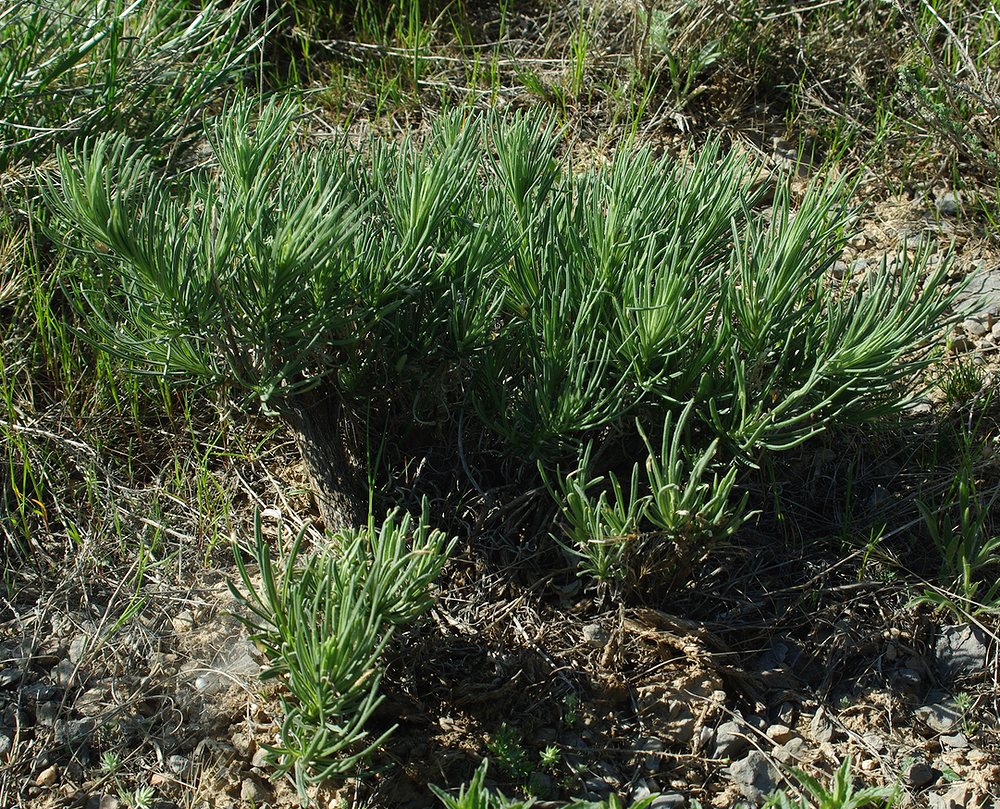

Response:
(44, 101), (957, 567)
(230, 499), (453, 791)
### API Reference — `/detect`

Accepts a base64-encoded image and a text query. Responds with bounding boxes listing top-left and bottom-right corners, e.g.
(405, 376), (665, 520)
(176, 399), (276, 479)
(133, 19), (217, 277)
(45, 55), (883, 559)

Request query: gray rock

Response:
(904, 761), (935, 788)
(0, 669), (21, 688)
(51, 659), (76, 688)
(0, 733), (11, 756)
(896, 667), (922, 687)
(650, 793), (687, 808)
(964, 318), (989, 337)
(772, 737), (808, 764)
(916, 697), (961, 734)
(935, 191), (962, 216)
(728, 751), (780, 802)
(954, 266), (1000, 318)
(712, 721), (748, 760)
(68, 635), (89, 664)
(582, 624), (610, 648)
(84, 797), (119, 809)
(635, 735), (665, 772)
(55, 718), (96, 746)
(777, 702), (797, 726)
(167, 754), (190, 775)
(940, 733), (969, 749)
(584, 777), (614, 799)
(935, 624), (988, 681)
(240, 775), (271, 803)
(251, 747), (270, 769)
(810, 708), (838, 743)
(22, 683), (58, 701)
(831, 261), (849, 279)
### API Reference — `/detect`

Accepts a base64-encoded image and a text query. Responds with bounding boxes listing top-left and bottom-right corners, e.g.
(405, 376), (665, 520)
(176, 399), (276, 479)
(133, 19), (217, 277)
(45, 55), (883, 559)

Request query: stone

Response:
(831, 261), (849, 279)
(171, 610), (195, 634)
(635, 736), (665, 772)
(68, 635), (89, 664)
(773, 737), (808, 764)
(251, 747), (270, 770)
(240, 775), (271, 804)
(904, 761), (936, 788)
(0, 669), (21, 687)
(52, 659), (76, 688)
(929, 782), (974, 809)
(916, 698), (961, 734)
(940, 733), (969, 749)
(35, 701), (60, 726)
(897, 667), (921, 687)
(167, 755), (190, 775)
(582, 623), (610, 648)
(650, 793), (687, 808)
(35, 764), (58, 787)
(712, 721), (748, 760)
(0, 733), (11, 756)
(963, 318), (988, 337)
(777, 702), (797, 726)
(935, 624), (989, 681)
(766, 724), (795, 744)
(55, 718), (95, 746)
(728, 751), (780, 802)
(935, 191), (962, 216)
(84, 796), (118, 809)
(810, 708), (838, 743)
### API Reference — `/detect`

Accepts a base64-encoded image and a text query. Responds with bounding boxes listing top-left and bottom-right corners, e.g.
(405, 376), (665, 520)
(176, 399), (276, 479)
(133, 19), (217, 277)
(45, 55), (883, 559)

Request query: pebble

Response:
(35, 701), (60, 726)
(167, 754), (190, 775)
(935, 624), (988, 681)
(52, 659), (76, 688)
(963, 318), (988, 337)
(251, 747), (270, 769)
(766, 724), (795, 744)
(0, 669), (22, 688)
(712, 721), (748, 760)
(171, 610), (195, 634)
(582, 623), (610, 648)
(904, 761), (936, 788)
(35, 764), (58, 787)
(650, 793), (687, 808)
(777, 702), (797, 726)
(728, 751), (780, 802)
(584, 777), (614, 798)
(240, 775), (271, 803)
(940, 733), (969, 750)
(896, 667), (921, 687)
(772, 737), (808, 764)
(85, 796), (119, 809)
(935, 191), (962, 216)
(916, 698), (960, 734)
(0, 733), (11, 755)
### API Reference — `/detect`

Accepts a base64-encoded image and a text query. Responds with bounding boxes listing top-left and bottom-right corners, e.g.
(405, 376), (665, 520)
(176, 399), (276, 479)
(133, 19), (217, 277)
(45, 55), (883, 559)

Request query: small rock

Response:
(582, 623), (610, 648)
(171, 611), (195, 634)
(51, 659), (76, 688)
(0, 734), (11, 755)
(773, 737), (808, 764)
(68, 635), (89, 664)
(150, 773), (171, 787)
(777, 702), (797, 726)
(650, 793), (687, 808)
(897, 667), (922, 687)
(904, 761), (936, 788)
(35, 701), (60, 726)
(831, 261), (848, 279)
(940, 733), (969, 750)
(167, 755), (190, 775)
(84, 796), (118, 809)
(964, 318), (989, 337)
(35, 764), (58, 787)
(712, 721), (748, 760)
(929, 782), (973, 809)
(584, 777), (613, 799)
(935, 191), (962, 216)
(916, 699), (961, 734)
(22, 683), (59, 701)
(728, 751), (780, 802)
(948, 334), (975, 354)
(240, 775), (271, 803)
(935, 624), (988, 681)
(662, 710), (696, 745)
(766, 724), (795, 744)
(251, 747), (270, 769)
(635, 736), (665, 772)
(0, 669), (22, 688)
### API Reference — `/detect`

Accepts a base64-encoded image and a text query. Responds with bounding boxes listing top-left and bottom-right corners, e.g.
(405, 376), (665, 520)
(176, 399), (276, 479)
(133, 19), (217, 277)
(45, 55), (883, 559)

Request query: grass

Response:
(2, 0), (1000, 807)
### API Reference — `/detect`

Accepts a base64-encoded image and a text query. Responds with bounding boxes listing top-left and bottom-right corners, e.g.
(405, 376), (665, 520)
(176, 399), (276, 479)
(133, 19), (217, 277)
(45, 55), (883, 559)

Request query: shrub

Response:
(44, 101), (957, 563)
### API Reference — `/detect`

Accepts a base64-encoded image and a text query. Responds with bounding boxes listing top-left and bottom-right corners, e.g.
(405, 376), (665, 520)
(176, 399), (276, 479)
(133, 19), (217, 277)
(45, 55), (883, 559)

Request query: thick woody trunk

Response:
(280, 390), (363, 532)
